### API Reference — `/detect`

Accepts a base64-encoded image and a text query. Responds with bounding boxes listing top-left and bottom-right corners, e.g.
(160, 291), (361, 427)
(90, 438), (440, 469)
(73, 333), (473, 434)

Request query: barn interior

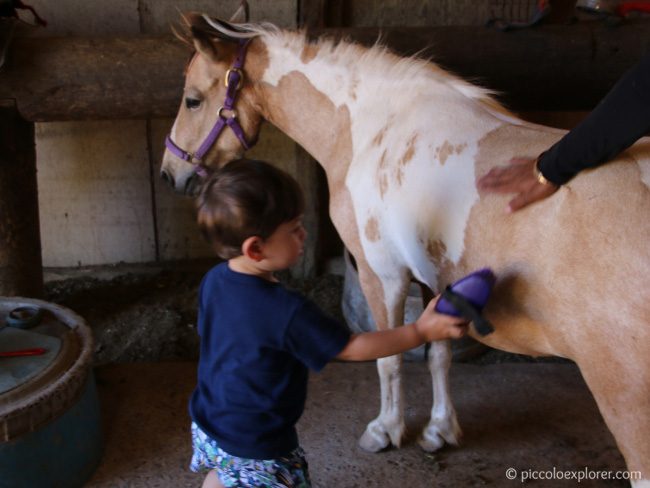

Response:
(1, 0), (647, 486)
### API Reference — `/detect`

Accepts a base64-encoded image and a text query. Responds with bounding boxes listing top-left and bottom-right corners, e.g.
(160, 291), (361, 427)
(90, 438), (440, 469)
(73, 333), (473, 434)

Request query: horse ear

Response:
(183, 12), (221, 63)
(181, 11), (253, 62)
(191, 27), (220, 63)
(229, 0), (250, 23)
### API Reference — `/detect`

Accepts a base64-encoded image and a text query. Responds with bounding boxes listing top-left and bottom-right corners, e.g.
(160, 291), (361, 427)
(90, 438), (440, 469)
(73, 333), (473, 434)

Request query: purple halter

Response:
(165, 40), (253, 178)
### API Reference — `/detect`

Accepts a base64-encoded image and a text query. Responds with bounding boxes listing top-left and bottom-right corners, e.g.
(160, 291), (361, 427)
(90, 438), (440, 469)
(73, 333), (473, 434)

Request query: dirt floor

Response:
(86, 361), (627, 488)
(41, 261), (628, 487)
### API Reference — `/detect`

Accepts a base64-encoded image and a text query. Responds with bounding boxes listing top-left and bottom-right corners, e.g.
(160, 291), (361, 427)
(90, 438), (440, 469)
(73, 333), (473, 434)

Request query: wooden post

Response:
(293, 0), (342, 278)
(291, 0), (335, 280)
(298, 0), (326, 28)
(0, 101), (43, 297)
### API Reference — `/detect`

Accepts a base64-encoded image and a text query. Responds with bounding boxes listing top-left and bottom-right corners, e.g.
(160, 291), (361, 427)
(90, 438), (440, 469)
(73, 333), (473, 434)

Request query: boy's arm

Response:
(336, 325), (425, 361)
(336, 297), (468, 362)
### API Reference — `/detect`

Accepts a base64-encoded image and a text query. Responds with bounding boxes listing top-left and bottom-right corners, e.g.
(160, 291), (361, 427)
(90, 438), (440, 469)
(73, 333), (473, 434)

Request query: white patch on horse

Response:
(347, 110), (500, 290)
(638, 159), (650, 189)
(260, 34), (504, 286)
(632, 479), (650, 488)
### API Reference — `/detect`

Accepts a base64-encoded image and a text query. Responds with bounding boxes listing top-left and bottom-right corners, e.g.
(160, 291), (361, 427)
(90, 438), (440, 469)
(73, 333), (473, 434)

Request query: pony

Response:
(161, 13), (650, 484)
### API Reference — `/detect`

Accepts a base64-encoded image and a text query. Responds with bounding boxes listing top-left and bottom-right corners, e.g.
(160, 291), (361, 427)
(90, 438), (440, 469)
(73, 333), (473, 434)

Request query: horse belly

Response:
(344, 132), (487, 285)
(463, 153), (650, 359)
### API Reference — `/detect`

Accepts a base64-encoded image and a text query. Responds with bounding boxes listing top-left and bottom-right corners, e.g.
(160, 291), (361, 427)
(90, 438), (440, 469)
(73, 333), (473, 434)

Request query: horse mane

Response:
(196, 15), (516, 120)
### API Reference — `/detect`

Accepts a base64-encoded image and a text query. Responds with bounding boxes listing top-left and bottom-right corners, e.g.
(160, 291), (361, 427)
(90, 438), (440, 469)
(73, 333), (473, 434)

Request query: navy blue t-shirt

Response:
(189, 262), (351, 459)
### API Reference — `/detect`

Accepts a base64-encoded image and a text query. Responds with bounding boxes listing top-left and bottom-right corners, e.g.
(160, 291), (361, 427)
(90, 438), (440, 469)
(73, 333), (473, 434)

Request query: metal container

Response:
(0, 297), (102, 488)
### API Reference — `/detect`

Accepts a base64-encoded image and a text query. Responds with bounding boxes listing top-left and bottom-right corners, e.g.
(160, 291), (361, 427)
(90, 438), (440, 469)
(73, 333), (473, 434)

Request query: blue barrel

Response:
(0, 298), (102, 488)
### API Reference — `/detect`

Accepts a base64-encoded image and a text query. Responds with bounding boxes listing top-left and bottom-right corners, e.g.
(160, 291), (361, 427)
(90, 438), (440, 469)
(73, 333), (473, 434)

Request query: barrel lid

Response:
(0, 298), (93, 441)
(0, 328), (62, 395)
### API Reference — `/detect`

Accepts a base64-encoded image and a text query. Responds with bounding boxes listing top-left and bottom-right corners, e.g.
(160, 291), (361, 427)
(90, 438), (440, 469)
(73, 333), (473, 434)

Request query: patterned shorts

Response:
(190, 422), (312, 488)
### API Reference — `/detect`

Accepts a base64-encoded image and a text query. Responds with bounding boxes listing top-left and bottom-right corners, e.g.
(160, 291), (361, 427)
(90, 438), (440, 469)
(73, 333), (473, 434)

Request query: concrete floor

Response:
(86, 361), (627, 488)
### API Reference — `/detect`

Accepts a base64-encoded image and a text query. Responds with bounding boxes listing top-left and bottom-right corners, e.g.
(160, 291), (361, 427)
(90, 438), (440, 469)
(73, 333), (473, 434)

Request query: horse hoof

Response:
(418, 431), (446, 452)
(418, 419), (461, 452)
(358, 423), (391, 452)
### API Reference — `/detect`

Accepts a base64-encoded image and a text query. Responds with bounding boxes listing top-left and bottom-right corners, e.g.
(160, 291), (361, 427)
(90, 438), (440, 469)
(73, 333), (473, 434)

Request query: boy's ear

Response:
(242, 236), (264, 262)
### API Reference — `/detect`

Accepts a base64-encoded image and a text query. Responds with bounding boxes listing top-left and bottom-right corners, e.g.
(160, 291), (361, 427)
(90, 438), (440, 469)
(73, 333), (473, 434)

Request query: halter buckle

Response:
(217, 106), (238, 120)
(224, 68), (244, 90)
(186, 153), (203, 165)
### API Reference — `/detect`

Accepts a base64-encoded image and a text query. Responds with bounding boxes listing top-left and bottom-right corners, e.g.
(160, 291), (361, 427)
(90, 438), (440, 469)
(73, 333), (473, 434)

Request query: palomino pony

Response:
(161, 13), (650, 483)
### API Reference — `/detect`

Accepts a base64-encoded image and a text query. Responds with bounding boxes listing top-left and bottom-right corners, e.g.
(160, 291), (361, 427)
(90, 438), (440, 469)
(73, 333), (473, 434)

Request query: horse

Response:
(160, 13), (650, 484)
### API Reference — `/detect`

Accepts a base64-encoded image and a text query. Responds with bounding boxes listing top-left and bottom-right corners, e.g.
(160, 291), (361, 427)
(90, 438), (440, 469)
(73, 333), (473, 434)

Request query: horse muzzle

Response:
(160, 163), (205, 196)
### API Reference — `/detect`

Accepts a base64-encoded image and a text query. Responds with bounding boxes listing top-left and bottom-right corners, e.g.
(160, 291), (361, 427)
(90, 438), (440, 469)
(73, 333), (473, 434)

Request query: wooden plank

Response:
(1, 21), (649, 121)
(340, 0), (490, 26)
(0, 102), (43, 297)
(330, 0), (576, 27)
(298, 0), (327, 29)
(35, 120), (157, 267)
(0, 36), (186, 121)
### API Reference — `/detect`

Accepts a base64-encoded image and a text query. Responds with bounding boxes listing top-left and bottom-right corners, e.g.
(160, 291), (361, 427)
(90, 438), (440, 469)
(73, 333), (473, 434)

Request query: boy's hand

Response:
(414, 296), (469, 341)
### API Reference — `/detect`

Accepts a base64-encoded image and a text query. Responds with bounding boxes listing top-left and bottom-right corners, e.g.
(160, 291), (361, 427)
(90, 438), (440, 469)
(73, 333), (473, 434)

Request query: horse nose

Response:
(160, 168), (175, 188)
(185, 172), (202, 196)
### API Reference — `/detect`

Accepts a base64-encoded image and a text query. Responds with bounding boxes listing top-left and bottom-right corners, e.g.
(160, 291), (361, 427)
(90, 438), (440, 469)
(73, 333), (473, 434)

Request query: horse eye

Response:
(185, 97), (202, 110)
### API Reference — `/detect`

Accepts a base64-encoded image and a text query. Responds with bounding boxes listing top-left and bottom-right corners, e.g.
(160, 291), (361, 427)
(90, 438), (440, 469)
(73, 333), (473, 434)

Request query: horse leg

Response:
(578, 354), (650, 484)
(416, 286), (461, 451)
(355, 262), (410, 452)
(419, 338), (461, 451)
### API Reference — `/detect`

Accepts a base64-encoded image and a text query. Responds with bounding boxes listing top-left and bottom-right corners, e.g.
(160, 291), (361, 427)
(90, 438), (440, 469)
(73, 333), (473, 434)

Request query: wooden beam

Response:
(0, 36), (187, 122)
(1, 21), (649, 121)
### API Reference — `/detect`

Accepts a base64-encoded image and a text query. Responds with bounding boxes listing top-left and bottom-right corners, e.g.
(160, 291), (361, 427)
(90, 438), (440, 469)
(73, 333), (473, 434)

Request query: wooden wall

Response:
(16, 0), (296, 268)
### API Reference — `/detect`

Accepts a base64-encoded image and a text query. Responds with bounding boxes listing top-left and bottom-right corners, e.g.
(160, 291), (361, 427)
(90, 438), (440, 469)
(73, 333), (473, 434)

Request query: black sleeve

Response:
(538, 51), (650, 185)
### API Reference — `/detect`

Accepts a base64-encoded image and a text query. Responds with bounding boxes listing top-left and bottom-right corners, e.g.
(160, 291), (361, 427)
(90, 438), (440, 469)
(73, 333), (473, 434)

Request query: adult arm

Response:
(478, 52), (650, 211)
(539, 51), (650, 184)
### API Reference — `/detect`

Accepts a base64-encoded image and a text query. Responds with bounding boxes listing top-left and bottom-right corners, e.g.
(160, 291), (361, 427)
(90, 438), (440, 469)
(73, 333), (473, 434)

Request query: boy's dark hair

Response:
(196, 159), (305, 259)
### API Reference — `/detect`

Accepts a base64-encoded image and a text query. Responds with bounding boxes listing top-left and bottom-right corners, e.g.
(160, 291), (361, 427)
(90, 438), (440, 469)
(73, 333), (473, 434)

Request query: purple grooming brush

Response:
(434, 268), (496, 336)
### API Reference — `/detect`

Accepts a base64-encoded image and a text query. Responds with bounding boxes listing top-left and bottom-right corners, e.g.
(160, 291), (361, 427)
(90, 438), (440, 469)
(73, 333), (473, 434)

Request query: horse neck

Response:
(248, 33), (514, 183)
(249, 34), (363, 182)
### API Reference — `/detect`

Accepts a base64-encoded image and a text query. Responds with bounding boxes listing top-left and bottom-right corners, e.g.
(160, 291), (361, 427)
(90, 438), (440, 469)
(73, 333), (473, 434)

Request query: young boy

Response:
(190, 159), (468, 488)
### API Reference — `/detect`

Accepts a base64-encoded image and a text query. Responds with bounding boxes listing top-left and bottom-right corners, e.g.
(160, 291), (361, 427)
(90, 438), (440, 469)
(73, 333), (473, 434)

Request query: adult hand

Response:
(477, 157), (559, 212)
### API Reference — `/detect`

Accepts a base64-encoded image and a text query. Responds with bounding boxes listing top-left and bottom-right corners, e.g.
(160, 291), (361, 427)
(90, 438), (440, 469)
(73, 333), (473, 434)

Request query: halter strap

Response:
(165, 39), (252, 176)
